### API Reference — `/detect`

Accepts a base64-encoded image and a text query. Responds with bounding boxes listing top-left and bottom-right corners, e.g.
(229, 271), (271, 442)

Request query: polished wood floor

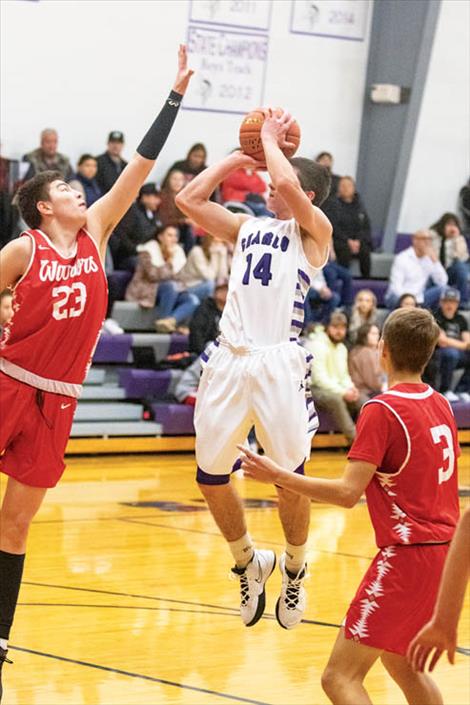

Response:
(2, 449), (469, 705)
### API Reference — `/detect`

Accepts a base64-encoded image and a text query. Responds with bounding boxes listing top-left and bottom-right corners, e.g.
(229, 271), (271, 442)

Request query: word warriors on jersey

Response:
(39, 256), (99, 283)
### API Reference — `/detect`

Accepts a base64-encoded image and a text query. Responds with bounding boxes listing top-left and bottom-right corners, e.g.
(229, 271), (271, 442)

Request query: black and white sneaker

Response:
(231, 549), (276, 627)
(276, 553), (307, 629)
(0, 647), (12, 703)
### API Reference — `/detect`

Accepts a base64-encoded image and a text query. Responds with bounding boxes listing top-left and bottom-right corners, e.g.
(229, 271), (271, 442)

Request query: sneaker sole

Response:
(245, 553), (276, 628)
(275, 597), (303, 630)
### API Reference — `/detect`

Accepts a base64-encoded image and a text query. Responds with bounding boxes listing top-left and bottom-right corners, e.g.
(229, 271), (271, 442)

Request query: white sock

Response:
(285, 541), (307, 575)
(0, 639), (8, 650)
(228, 533), (255, 569)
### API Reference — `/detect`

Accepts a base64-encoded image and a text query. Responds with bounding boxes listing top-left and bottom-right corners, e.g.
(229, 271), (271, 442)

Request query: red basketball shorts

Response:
(0, 371), (77, 488)
(344, 543), (449, 656)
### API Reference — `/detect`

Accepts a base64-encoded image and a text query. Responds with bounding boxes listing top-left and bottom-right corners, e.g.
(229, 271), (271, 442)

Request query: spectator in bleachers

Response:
(162, 142), (208, 187)
(189, 279), (228, 355)
(0, 288), (13, 330)
(315, 151), (340, 201)
(398, 293), (418, 308)
(323, 250), (354, 307)
(23, 128), (72, 181)
(348, 323), (385, 398)
(434, 287), (470, 400)
(68, 154), (102, 207)
(174, 356), (202, 406)
(96, 131), (127, 194)
(304, 270), (341, 327)
(306, 311), (363, 443)
(110, 183), (162, 271)
(0, 153), (18, 246)
(430, 212), (469, 306)
(385, 230), (448, 310)
(327, 176), (372, 278)
(348, 289), (378, 343)
(159, 169), (194, 253)
(179, 235), (228, 293)
(459, 177), (470, 234)
(221, 159), (269, 216)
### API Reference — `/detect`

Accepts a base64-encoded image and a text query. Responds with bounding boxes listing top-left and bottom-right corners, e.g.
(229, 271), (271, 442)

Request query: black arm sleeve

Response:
(136, 90), (183, 160)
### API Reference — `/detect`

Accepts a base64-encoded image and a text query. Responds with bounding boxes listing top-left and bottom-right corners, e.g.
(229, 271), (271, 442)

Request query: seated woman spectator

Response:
(162, 143), (208, 187)
(159, 169), (194, 253)
(348, 323), (385, 398)
(68, 154), (102, 206)
(430, 212), (469, 306)
(348, 289), (378, 343)
(179, 235), (228, 293)
(125, 224), (198, 333)
(221, 159), (269, 216)
(398, 292), (418, 308)
(327, 176), (372, 277)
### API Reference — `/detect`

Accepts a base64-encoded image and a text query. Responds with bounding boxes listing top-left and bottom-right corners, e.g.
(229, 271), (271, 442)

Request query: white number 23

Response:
(52, 283), (87, 320)
(430, 424), (455, 485)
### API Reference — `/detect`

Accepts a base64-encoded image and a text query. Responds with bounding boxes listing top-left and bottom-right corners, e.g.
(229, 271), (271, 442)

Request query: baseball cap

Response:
(108, 131), (124, 143)
(440, 287), (461, 302)
(139, 183), (160, 198)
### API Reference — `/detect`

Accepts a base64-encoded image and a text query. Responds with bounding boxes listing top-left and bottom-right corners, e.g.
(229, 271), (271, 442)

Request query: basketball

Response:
(239, 108), (301, 162)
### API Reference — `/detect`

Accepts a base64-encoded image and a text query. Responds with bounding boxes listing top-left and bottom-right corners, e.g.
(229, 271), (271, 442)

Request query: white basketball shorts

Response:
(195, 339), (319, 480)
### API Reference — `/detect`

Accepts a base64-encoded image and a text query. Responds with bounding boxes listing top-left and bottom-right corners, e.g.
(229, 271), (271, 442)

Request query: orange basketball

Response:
(239, 108), (301, 162)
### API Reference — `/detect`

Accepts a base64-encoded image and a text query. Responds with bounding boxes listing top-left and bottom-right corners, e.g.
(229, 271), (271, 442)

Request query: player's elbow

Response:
(175, 191), (188, 211)
(340, 487), (361, 509)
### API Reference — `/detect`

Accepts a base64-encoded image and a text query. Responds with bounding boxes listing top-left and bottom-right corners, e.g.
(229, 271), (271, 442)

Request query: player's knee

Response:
(0, 509), (32, 548)
(321, 665), (343, 697)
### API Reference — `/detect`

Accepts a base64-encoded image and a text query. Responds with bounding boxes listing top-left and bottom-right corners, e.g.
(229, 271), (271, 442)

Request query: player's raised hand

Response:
(407, 618), (457, 672)
(237, 445), (283, 484)
(229, 149), (266, 170)
(173, 44), (194, 95)
(261, 108), (296, 151)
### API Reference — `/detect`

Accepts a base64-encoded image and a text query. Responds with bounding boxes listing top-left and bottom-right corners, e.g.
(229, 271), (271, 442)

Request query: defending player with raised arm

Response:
(175, 110), (333, 632)
(407, 506), (470, 673)
(239, 307), (460, 705)
(0, 45), (193, 701)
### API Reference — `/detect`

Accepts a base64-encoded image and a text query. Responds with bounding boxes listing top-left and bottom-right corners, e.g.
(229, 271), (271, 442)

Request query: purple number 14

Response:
(242, 252), (273, 287)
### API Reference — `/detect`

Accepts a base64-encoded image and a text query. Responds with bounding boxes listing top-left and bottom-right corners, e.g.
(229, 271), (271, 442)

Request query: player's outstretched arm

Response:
(261, 109), (332, 266)
(86, 45), (194, 257)
(407, 506), (470, 672)
(175, 151), (258, 243)
(237, 445), (375, 507)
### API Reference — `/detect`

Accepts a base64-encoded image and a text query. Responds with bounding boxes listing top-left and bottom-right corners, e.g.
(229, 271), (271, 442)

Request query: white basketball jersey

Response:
(219, 217), (324, 348)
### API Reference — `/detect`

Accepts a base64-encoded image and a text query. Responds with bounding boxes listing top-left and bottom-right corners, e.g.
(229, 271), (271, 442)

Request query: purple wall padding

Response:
(351, 279), (388, 306)
(394, 233), (413, 253)
(168, 334), (190, 354)
(118, 369), (172, 398)
(151, 403), (195, 435)
(451, 401), (470, 429)
(93, 334), (133, 363)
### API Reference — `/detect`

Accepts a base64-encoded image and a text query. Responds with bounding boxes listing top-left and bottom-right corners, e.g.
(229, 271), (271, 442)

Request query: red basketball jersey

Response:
(0, 228), (107, 397)
(349, 383), (460, 547)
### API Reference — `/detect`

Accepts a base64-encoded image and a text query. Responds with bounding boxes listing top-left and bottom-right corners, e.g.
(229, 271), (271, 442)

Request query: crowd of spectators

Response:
(1, 129), (469, 440)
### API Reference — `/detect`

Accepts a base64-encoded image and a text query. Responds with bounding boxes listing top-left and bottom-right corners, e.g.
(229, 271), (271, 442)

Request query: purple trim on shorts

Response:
(293, 301), (304, 310)
(196, 466), (231, 485)
(297, 269), (310, 286)
(294, 461), (305, 475)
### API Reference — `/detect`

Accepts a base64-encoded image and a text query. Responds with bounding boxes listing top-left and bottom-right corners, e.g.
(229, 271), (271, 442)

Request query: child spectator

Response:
(434, 287), (470, 400)
(398, 293), (418, 308)
(348, 323), (385, 398)
(348, 289), (378, 343)
(68, 154), (102, 207)
(189, 280), (228, 355)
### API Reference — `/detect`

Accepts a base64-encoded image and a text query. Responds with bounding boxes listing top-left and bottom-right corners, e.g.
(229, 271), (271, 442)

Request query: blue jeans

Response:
(156, 280), (213, 324)
(305, 288), (341, 325)
(438, 347), (470, 393)
(323, 262), (353, 306)
(447, 261), (469, 304)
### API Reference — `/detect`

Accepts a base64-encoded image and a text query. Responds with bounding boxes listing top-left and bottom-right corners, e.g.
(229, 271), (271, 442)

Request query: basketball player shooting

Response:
(0, 45), (193, 699)
(176, 109), (332, 629)
(239, 308), (460, 705)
